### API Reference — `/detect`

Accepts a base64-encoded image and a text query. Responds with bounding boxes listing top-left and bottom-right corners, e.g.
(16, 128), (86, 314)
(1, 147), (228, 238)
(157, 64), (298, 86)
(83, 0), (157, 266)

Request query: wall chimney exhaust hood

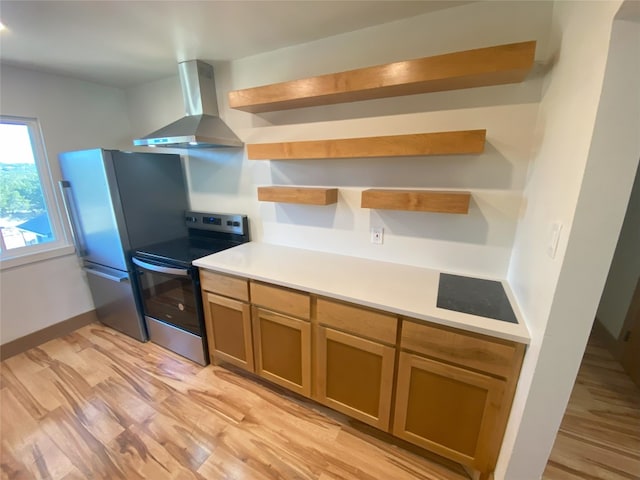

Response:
(133, 60), (243, 149)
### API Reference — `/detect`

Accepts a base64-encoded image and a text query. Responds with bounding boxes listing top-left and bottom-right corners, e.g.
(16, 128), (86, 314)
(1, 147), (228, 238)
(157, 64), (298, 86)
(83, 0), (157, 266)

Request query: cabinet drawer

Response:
(250, 282), (310, 320)
(317, 298), (397, 345)
(401, 321), (518, 378)
(201, 270), (249, 301)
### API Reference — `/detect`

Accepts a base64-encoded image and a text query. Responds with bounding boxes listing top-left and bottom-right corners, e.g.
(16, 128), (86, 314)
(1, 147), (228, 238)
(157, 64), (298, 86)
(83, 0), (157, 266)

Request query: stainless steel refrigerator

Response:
(58, 148), (189, 341)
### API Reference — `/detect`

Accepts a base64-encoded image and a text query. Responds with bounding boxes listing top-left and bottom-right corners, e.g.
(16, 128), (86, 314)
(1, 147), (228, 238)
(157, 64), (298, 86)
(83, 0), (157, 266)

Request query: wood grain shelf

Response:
(258, 186), (338, 205)
(247, 130), (486, 160)
(361, 189), (471, 214)
(229, 41), (536, 113)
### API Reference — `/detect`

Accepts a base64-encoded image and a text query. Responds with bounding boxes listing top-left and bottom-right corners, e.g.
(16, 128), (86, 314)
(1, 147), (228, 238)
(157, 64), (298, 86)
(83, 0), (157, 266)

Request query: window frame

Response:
(0, 115), (74, 269)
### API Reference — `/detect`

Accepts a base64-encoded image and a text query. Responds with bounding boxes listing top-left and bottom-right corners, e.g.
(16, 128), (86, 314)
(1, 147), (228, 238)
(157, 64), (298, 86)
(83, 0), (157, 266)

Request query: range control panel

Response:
(184, 211), (248, 236)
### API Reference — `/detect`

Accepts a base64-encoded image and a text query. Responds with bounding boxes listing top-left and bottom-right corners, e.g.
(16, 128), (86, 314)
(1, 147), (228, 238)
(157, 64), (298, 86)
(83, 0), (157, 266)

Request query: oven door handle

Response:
(131, 257), (191, 277)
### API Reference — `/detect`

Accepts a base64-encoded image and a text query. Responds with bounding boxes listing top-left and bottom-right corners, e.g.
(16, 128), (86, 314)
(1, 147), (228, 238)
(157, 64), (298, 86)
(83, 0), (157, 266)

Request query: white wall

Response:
(0, 64), (133, 344)
(127, 1), (552, 278)
(501, 2), (639, 479)
(597, 154), (640, 338)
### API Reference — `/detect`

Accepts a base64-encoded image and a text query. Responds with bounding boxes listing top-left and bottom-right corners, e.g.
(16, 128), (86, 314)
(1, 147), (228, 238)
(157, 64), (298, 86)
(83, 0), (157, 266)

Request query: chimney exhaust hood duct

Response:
(133, 60), (243, 149)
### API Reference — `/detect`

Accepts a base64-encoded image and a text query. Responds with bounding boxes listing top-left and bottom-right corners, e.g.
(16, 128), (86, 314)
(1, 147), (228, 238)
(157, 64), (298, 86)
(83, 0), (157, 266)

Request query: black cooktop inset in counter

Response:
(437, 273), (518, 324)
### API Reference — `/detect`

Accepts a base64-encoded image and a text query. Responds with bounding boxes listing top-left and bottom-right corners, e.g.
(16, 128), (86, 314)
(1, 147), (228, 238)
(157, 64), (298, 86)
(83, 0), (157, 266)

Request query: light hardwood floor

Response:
(2, 323), (638, 480)
(0, 323), (468, 480)
(543, 329), (640, 479)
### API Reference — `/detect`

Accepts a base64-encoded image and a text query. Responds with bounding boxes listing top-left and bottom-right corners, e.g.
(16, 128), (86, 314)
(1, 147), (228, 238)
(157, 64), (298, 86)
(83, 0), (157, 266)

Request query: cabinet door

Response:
(393, 352), (505, 472)
(316, 326), (395, 430)
(252, 307), (311, 397)
(203, 292), (254, 371)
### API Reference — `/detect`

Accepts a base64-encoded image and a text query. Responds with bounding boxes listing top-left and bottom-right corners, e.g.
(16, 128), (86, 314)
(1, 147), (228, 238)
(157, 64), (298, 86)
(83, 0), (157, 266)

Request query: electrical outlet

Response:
(370, 226), (384, 245)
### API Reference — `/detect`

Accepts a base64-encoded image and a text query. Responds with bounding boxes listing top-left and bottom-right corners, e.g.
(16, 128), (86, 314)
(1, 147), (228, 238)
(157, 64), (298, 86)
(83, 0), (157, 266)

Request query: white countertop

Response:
(194, 242), (530, 344)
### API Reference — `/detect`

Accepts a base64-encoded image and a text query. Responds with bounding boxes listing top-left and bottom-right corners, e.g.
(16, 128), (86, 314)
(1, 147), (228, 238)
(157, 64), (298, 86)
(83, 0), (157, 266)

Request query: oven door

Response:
(131, 257), (201, 335)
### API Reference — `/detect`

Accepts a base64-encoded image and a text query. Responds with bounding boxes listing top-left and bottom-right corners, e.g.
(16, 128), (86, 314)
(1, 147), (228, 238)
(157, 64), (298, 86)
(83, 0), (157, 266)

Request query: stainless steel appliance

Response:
(133, 60), (243, 149)
(58, 148), (189, 341)
(131, 211), (249, 365)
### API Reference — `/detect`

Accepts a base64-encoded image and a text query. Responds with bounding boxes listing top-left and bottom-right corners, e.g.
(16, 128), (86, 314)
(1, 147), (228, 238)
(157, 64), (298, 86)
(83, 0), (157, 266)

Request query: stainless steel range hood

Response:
(133, 60), (243, 149)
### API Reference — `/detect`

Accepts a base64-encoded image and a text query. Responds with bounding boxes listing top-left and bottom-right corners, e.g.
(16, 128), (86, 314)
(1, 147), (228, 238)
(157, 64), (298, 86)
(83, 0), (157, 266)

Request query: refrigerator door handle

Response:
(132, 257), (190, 277)
(59, 180), (87, 257)
(83, 266), (129, 283)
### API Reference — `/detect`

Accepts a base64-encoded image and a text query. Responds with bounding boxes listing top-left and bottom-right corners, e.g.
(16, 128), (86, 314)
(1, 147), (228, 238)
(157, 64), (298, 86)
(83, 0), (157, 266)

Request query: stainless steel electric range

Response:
(131, 211), (249, 365)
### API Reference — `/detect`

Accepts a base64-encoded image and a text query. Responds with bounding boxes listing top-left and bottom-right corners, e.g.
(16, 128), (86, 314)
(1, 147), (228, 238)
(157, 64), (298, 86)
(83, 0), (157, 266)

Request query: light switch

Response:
(547, 222), (563, 259)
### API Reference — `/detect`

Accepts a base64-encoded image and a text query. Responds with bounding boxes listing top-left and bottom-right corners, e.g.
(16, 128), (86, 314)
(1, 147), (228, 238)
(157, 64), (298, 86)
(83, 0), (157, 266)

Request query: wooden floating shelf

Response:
(229, 41), (536, 113)
(361, 189), (471, 214)
(247, 130), (486, 160)
(258, 186), (338, 205)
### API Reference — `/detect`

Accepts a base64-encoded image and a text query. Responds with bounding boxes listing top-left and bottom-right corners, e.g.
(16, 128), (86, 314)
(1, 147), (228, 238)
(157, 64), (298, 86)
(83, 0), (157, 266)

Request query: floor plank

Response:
(5, 323), (634, 480)
(543, 329), (640, 479)
(0, 323), (468, 480)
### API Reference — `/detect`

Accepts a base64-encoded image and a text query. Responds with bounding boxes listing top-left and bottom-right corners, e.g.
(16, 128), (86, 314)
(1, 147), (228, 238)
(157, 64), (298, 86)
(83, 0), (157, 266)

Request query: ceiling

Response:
(0, 1), (470, 88)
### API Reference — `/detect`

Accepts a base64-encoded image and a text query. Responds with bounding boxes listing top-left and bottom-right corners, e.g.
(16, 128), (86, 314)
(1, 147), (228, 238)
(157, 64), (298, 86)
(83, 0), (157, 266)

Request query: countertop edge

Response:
(194, 244), (531, 345)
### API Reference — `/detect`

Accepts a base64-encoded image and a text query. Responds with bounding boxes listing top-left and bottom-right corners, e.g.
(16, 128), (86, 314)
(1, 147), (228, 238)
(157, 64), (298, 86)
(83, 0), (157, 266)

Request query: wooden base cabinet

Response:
(202, 292), (254, 371)
(200, 270), (525, 479)
(252, 306), (311, 396)
(315, 326), (395, 430)
(396, 319), (525, 477)
(393, 352), (506, 476)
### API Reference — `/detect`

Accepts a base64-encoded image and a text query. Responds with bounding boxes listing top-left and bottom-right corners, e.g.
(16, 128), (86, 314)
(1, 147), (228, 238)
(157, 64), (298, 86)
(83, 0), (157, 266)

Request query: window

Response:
(0, 116), (72, 268)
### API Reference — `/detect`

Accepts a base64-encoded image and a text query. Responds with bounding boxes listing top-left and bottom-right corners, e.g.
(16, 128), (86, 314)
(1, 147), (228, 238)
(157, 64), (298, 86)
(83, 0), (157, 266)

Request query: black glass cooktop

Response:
(437, 273), (518, 324)
(134, 237), (241, 268)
